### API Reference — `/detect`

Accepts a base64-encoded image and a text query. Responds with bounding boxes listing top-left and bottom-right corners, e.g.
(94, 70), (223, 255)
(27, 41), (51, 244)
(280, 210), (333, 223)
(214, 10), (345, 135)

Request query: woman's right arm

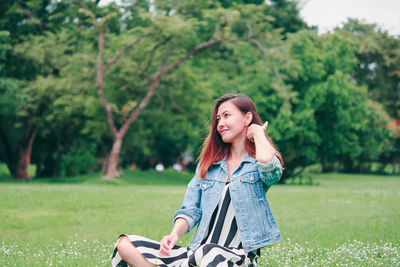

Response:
(160, 165), (202, 256)
(172, 165), (202, 233)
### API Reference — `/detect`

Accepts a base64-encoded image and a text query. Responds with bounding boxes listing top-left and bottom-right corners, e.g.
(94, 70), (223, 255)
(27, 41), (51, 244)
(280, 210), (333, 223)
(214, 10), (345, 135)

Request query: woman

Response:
(111, 94), (284, 267)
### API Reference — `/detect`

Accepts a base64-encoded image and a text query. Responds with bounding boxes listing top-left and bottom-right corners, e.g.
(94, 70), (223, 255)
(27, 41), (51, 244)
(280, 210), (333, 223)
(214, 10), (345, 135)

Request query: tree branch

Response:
(103, 32), (152, 71)
(246, 37), (267, 55)
(218, 35), (267, 55)
(119, 37), (222, 136)
(74, 0), (96, 21)
(247, 23), (267, 55)
(119, 76), (160, 136)
(211, 23), (221, 41)
(75, 0), (144, 137)
(97, 27), (118, 137)
(143, 37), (172, 75)
(157, 38), (221, 77)
(160, 45), (174, 70)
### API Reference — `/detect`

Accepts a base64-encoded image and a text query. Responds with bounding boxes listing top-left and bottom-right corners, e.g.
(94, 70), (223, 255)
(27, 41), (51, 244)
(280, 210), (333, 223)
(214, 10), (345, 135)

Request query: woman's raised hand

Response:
(159, 233), (179, 257)
(247, 121), (268, 142)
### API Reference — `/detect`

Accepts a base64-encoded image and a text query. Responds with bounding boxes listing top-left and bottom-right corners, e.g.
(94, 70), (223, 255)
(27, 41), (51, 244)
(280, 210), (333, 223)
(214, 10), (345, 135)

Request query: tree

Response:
(0, 31), (26, 178)
(340, 19), (400, 120)
(338, 19), (399, 173)
(74, 0), (270, 179)
(272, 30), (391, 178)
(0, 0), (91, 179)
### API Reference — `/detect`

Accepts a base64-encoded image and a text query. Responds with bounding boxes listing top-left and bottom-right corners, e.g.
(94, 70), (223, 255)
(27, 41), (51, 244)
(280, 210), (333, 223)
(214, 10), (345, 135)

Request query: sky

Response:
(100, 0), (400, 36)
(299, 0), (400, 36)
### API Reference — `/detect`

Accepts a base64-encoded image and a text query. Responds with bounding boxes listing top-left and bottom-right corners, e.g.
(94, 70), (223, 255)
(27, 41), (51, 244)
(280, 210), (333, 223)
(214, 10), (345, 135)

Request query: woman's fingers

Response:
(159, 233), (180, 256)
(262, 121), (268, 131)
(159, 236), (171, 256)
(170, 234), (178, 248)
(162, 242), (170, 251)
(160, 245), (170, 256)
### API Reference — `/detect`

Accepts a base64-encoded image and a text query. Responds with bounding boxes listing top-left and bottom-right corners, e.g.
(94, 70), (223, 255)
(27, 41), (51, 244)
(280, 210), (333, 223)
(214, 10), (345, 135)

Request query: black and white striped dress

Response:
(111, 182), (260, 266)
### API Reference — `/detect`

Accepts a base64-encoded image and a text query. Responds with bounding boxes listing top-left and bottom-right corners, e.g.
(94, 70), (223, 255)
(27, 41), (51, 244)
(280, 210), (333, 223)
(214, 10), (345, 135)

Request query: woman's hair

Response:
(197, 94), (284, 179)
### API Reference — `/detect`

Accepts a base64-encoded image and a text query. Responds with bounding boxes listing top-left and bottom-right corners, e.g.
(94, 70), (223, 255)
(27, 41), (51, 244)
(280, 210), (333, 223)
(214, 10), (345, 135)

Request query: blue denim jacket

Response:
(173, 152), (283, 253)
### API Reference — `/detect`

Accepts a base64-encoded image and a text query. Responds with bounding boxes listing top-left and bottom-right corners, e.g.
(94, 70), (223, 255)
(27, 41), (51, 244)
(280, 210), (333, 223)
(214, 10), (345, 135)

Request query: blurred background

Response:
(0, 0), (399, 181)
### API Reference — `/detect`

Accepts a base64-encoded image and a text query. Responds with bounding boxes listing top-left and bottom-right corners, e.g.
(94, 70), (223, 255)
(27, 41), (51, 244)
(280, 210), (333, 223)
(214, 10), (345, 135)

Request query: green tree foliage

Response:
(339, 19), (399, 173)
(15, 28), (106, 177)
(267, 0), (308, 34)
(340, 19), (400, 119)
(0, 0), (397, 180)
(70, 0), (311, 179)
(0, 31), (24, 177)
(0, 0), (89, 178)
(279, 30), (393, 176)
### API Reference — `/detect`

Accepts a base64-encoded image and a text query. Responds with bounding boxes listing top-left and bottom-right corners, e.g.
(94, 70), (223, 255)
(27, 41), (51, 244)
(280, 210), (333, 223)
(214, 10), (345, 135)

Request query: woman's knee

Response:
(117, 236), (134, 253)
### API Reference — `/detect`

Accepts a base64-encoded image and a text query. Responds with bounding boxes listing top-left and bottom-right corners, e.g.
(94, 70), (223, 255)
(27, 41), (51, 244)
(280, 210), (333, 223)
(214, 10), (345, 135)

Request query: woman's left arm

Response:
(248, 122), (283, 188)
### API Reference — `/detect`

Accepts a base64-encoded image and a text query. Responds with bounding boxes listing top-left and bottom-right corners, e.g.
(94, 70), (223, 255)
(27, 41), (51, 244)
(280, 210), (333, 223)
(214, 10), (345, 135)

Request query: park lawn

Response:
(0, 171), (399, 266)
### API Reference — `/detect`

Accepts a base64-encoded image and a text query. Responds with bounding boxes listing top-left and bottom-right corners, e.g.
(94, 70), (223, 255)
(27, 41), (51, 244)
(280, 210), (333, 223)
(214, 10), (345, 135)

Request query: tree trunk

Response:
(16, 147), (31, 180)
(102, 135), (123, 179)
(15, 127), (36, 180)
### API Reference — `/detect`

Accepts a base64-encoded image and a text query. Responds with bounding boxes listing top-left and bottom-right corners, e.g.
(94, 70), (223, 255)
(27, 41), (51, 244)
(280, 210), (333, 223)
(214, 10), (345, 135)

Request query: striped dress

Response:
(111, 182), (260, 266)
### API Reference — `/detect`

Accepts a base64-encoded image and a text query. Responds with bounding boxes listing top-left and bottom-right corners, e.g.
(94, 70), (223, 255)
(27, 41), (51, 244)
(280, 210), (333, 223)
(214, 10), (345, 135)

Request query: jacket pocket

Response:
(240, 172), (264, 198)
(241, 171), (260, 183)
(199, 180), (214, 190)
(200, 180), (215, 207)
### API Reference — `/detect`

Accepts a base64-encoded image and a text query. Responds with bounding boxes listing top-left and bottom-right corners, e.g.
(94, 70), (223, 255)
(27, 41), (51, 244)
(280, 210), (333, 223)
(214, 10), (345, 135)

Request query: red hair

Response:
(198, 94), (284, 179)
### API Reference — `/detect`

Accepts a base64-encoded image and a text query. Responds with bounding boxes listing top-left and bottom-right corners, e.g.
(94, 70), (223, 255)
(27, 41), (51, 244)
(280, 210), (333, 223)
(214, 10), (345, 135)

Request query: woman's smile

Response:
(219, 129), (228, 134)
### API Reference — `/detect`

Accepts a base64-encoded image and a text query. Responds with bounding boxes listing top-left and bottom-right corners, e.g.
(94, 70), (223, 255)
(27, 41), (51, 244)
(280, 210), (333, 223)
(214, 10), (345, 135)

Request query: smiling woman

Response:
(111, 94), (284, 267)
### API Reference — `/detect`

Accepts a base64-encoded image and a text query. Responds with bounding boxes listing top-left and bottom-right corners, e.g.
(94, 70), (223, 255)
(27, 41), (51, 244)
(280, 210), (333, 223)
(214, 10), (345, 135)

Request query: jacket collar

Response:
(214, 151), (256, 165)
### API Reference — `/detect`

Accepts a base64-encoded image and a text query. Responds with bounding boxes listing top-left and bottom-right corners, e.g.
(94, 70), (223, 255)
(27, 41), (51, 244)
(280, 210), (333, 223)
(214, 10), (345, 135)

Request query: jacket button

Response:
(240, 227), (244, 231)
(236, 207), (239, 211)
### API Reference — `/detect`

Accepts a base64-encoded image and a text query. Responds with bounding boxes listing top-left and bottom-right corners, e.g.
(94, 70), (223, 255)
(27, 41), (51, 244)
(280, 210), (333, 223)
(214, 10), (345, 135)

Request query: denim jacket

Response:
(173, 152), (283, 253)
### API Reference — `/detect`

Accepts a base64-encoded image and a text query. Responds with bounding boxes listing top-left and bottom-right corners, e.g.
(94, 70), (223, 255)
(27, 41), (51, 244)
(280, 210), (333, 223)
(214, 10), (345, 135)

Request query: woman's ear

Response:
(245, 112), (253, 126)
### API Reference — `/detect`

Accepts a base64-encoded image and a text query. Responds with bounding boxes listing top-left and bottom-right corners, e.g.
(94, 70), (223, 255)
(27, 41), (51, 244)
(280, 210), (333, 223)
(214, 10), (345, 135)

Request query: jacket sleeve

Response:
(257, 154), (283, 190)
(173, 164), (202, 233)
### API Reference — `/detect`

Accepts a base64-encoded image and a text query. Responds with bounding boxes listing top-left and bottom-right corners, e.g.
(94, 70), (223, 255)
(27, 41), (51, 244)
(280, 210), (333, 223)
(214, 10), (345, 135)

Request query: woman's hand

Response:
(159, 218), (188, 257)
(247, 121), (268, 142)
(247, 121), (276, 163)
(159, 233), (179, 257)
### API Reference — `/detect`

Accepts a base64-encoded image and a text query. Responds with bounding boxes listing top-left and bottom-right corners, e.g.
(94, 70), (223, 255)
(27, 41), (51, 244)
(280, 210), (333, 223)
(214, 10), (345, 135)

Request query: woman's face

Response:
(216, 100), (251, 144)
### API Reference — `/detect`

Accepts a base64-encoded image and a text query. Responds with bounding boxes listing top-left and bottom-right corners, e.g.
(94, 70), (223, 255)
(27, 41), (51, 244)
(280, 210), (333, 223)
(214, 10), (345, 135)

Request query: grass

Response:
(0, 169), (399, 266)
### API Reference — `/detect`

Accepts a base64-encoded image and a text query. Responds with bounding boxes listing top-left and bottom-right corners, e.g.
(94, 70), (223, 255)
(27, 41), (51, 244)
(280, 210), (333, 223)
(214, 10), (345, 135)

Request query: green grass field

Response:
(0, 169), (399, 266)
